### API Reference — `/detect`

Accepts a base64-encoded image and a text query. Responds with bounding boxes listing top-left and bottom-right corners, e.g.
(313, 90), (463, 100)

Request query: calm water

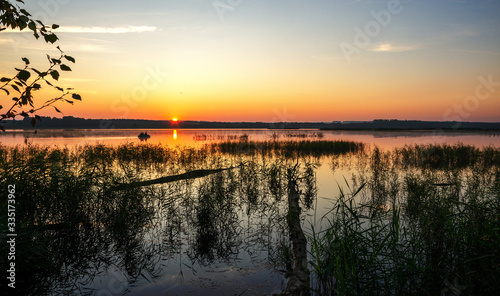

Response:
(2, 129), (499, 295)
(2, 128), (500, 148)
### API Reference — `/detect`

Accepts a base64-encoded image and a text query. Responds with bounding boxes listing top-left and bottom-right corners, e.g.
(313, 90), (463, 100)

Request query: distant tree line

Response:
(3, 117), (500, 130)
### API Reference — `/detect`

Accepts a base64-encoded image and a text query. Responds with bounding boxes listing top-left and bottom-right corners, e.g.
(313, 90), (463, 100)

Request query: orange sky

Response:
(1, 0), (500, 122)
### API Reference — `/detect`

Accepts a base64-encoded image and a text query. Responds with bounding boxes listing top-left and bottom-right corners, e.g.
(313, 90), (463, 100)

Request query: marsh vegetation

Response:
(1, 138), (499, 295)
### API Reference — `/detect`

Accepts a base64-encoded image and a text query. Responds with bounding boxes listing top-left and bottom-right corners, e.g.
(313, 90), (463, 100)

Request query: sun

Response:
(172, 118), (178, 122)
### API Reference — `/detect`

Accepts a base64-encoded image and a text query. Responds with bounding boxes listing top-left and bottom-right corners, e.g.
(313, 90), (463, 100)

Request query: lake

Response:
(1, 129), (499, 295)
(2, 128), (500, 148)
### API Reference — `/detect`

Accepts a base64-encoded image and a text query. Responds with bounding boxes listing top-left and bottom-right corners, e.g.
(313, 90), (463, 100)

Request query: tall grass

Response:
(0, 143), (216, 295)
(1, 141), (499, 295)
(309, 144), (500, 296)
(209, 139), (366, 158)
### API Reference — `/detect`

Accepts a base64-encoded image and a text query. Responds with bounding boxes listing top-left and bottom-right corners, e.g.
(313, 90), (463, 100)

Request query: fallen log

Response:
(110, 167), (235, 191)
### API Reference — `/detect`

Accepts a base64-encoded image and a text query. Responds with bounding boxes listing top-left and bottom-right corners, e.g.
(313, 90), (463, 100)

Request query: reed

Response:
(209, 139), (366, 158)
(1, 141), (499, 295)
(309, 155), (500, 295)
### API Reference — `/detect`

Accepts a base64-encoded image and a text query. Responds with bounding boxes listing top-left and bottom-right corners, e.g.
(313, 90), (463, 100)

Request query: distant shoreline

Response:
(2, 116), (500, 131)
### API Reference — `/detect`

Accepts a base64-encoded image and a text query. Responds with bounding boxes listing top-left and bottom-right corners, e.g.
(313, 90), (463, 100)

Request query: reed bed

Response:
(309, 144), (500, 296)
(208, 139), (366, 158)
(1, 141), (499, 295)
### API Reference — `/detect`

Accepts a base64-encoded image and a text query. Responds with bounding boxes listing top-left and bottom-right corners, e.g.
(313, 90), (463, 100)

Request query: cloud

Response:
(0, 37), (14, 44)
(2, 26), (158, 34)
(369, 43), (418, 52)
(56, 26), (158, 34)
(445, 49), (500, 57)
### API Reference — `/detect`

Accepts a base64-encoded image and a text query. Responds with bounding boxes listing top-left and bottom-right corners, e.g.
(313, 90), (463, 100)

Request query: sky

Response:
(1, 0), (500, 122)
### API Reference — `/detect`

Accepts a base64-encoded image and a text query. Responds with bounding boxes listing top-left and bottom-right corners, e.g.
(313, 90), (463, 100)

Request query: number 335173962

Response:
(8, 185), (16, 231)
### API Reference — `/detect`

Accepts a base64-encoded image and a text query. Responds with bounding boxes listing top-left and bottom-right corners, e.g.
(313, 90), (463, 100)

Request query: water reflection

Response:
(2, 128), (500, 148)
(1, 142), (499, 295)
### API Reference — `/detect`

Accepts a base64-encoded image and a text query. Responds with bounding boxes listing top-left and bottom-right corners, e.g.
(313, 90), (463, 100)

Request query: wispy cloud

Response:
(3, 26), (158, 34)
(57, 26), (158, 34)
(369, 43), (419, 53)
(443, 48), (500, 57)
(0, 37), (14, 44)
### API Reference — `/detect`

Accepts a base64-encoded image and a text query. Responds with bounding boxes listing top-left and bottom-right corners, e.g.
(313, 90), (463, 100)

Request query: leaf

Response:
(60, 64), (72, 71)
(72, 93), (82, 101)
(50, 70), (60, 81)
(54, 106), (62, 113)
(65, 99), (74, 105)
(64, 55), (76, 63)
(20, 111), (29, 117)
(51, 58), (61, 65)
(31, 68), (41, 75)
(44, 34), (58, 44)
(20, 9), (31, 16)
(11, 85), (20, 93)
(0, 77), (11, 82)
(33, 83), (41, 90)
(52, 24), (59, 29)
(0, 88), (8, 95)
(36, 20), (44, 26)
(28, 21), (36, 31)
(22, 57), (30, 65)
(18, 17), (28, 30)
(56, 86), (64, 91)
(0, 105), (2, 110)
(35, 115), (42, 121)
(17, 70), (31, 82)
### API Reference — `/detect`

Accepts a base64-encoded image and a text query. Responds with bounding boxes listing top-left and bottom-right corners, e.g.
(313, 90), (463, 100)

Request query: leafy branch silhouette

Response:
(0, 0), (81, 131)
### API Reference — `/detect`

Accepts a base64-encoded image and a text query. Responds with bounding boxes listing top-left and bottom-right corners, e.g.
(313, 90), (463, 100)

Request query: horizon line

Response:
(8, 116), (500, 124)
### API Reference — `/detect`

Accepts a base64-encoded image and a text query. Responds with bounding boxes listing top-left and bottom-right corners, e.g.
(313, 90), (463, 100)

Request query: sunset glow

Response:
(1, 1), (499, 122)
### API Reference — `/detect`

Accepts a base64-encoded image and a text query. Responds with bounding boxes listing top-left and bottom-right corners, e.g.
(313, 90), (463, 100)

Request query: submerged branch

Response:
(111, 167), (236, 191)
(281, 167), (311, 296)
